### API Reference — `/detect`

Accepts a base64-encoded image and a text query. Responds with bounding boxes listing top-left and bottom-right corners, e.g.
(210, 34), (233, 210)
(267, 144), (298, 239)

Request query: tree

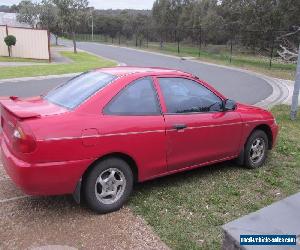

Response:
(53, 0), (89, 53)
(4, 35), (16, 57)
(10, 4), (19, 12)
(21, 0), (298, 57)
(39, 0), (60, 45)
(152, 0), (172, 47)
(17, 0), (39, 28)
(0, 4), (19, 12)
(277, 27), (300, 62)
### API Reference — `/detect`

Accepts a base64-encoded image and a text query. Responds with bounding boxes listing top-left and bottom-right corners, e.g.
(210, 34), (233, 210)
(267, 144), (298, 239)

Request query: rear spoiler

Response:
(0, 99), (41, 119)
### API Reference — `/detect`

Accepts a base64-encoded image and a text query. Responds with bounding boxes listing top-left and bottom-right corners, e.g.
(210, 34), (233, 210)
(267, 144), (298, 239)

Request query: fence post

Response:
(230, 38), (233, 63)
(47, 30), (51, 63)
(198, 26), (202, 57)
(174, 29), (177, 48)
(91, 13), (94, 41)
(136, 34), (138, 47)
(146, 29), (149, 48)
(5, 25), (10, 56)
(269, 33), (275, 69)
(160, 30), (163, 49)
(177, 29), (180, 54)
(290, 44), (300, 120)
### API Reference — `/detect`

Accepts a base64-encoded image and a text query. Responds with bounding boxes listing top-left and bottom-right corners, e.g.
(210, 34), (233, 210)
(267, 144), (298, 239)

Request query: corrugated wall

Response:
(0, 25), (8, 56)
(0, 25), (50, 60)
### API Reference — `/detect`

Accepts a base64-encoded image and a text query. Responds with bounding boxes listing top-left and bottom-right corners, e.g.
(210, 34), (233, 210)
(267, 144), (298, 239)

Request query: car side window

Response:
(158, 77), (223, 113)
(104, 77), (161, 115)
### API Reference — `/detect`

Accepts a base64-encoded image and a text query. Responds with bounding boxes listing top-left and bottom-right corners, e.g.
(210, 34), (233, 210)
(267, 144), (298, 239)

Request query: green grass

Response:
(0, 51), (116, 79)
(0, 56), (48, 63)
(50, 45), (65, 48)
(129, 105), (300, 249)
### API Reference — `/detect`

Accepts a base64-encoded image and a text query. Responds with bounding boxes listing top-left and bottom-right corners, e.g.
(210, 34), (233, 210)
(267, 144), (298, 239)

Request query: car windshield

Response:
(44, 71), (117, 109)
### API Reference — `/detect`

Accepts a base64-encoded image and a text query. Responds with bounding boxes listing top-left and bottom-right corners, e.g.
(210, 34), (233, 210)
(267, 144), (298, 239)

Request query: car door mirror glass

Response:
(224, 99), (237, 111)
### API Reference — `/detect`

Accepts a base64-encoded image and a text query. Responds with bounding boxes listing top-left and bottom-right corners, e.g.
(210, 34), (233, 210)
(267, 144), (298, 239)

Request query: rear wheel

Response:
(83, 158), (133, 213)
(244, 130), (268, 169)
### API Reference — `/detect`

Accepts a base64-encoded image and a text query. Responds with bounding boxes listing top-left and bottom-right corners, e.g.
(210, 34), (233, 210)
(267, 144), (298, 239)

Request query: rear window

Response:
(44, 71), (117, 109)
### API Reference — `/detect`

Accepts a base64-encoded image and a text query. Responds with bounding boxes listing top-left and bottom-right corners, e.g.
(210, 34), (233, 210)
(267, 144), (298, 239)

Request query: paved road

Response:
(0, 77), (71, 97)
(0, 41), (273, 104)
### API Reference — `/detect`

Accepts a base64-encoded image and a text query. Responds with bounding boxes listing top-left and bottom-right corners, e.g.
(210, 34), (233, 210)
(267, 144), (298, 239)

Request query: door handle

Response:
(173, 124), (187, 130)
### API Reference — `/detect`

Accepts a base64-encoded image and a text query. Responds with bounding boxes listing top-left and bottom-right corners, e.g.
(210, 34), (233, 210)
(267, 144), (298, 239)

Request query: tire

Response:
(244, 130), (268, 169)
(83, 158), (133, 214)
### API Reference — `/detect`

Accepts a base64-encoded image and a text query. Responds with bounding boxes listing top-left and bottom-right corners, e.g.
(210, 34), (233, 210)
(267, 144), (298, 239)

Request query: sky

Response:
(2, 0), (155, 10)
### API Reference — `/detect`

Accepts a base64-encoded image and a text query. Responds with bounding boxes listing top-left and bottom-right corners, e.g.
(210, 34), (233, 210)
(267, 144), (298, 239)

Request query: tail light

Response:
(12, 124), (36, 153)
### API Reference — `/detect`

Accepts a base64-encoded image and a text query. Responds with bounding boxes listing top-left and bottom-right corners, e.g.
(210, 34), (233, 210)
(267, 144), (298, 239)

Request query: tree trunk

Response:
(160, 40), (164, 49)
(72, 31), (77, 54)
(8, 46), (11, 57)
(55, 35), (58, 46)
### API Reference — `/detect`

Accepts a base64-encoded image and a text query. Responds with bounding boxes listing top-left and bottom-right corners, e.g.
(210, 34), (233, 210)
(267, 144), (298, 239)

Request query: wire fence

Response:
(65, 27), (299, 71)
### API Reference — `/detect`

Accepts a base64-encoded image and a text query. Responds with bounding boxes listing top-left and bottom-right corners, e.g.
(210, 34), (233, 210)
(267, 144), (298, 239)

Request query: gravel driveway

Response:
(0, 162), (169, 250)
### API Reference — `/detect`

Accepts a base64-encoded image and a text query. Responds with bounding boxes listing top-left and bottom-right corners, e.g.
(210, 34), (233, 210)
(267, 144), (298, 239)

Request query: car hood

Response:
(236, 103), (274, 120)
(236, 103), (266, 111)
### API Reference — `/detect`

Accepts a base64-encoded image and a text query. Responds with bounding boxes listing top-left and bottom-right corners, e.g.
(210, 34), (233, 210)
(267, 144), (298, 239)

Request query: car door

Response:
(155, 76), (243, 171)
(101, 76), (167, 180)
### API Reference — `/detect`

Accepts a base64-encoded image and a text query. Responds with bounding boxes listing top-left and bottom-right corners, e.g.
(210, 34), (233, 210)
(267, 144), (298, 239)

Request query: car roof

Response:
(95, 66), (192, 77)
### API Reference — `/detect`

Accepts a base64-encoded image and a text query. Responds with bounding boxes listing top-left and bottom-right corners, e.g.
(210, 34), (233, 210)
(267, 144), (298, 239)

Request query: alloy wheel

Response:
(95, 168), (127, 205)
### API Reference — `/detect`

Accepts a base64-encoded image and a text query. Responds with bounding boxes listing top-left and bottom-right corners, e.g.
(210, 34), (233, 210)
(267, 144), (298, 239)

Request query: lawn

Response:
(0, 56), (48, 63)
(130, 105), (300, 249)
(0, 51), (116, 79)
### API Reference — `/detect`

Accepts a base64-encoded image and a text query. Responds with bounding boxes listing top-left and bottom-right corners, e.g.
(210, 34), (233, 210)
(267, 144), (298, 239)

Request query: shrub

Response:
(4, 35), (16, 57)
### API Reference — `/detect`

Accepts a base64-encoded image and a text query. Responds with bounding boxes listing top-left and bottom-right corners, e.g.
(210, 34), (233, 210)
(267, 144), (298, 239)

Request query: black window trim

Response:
(103, 76), (163, 116)
(157, 76), (225, 115)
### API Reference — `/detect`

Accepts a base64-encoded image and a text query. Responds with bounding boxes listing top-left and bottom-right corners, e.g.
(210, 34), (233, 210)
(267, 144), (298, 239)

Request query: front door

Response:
(156, 77), (242, 171)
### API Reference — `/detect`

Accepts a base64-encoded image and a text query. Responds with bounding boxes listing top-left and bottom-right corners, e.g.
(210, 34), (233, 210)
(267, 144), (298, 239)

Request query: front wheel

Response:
(83, 158), (133, 214)
(244, 130), (268, 169)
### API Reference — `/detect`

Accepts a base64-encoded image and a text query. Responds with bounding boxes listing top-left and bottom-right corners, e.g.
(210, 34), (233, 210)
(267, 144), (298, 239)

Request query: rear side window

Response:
(104, 77), (161, 115)
(45, 71), (116, 109)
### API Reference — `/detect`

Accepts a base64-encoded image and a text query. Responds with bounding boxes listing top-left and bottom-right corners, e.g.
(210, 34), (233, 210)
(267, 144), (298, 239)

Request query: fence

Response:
(0, 25), (50, 61)
(67, 27), (299, 71)
(0, 26), (8, 56)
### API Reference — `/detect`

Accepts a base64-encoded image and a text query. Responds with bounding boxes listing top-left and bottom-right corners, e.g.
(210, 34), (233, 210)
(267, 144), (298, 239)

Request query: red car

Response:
(1, 67), (278, 213)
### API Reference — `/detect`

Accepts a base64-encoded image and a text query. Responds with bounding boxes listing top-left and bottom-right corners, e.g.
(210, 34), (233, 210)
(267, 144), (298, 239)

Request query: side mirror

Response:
(223, 99), (237, 111)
